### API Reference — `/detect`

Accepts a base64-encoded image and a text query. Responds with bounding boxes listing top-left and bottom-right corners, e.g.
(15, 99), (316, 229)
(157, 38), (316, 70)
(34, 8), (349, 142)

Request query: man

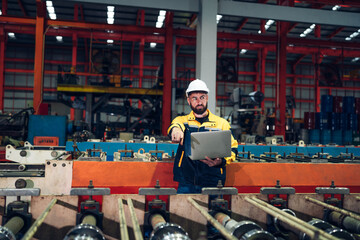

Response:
(168, 79), (238, 193)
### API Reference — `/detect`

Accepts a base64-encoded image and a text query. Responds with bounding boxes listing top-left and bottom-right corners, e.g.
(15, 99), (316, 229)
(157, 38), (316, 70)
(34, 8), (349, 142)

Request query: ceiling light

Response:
(258, 30), (262, 34)
(345, 29), (360, 41)
(0, 10), (2, 15)
(107, 39), (114, 44)
(299, 24), (316, 38)
(47, 7), (55, 14)
(351, 57), (359, 62)
(49, 13), (56, 20)
(159, 10), (166, 16)
(240, 49), (247, 54)
(107, 18), (114, 24)
(216, 15), (222, 24)
(107, 6), (114, 12)
(8, 32), (15, 38)
(46, 1), (53, 7)
(107, 12), (114, 18)
(156, 22), (163, 28)
(157, 15), (165, 22)
(150, 42), (157, 48)
(332, 5), (341, 11)
(56, 36), (63, 42)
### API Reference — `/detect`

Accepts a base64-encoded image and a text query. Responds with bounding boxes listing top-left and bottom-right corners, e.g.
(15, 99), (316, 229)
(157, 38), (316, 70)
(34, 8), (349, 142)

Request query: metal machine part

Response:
(326, 211), (360, 234)
(260, 180), (295, 208)
(299, 218), (356, 240)
(0, 163), (45, 177)
(70, 181), (110, 229)
(0, 216), (24, 240)
(5, 142), (67, 164)
(63, 223), (105, 240)
(0, 226), (16, 240)
(215, 212), (275, 240)
(272, 209), (297, 236)
(149, 214), (190, 240)
(315, 181), (349, 207)
(325, 227), (356, 240)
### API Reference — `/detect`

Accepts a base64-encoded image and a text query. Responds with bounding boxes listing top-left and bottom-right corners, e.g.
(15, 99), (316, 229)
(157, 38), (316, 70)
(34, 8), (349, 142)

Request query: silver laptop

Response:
(189, 130), (232, 160)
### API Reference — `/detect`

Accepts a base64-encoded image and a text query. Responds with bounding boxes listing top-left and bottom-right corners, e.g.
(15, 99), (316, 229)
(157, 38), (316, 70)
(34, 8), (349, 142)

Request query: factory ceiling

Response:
(1, 0), (360, 64)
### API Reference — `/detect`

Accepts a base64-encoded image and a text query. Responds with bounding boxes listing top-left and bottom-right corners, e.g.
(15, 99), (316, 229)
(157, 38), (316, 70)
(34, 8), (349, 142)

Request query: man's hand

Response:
(199, 157), (222, 167)
(171, 127), (184, 145)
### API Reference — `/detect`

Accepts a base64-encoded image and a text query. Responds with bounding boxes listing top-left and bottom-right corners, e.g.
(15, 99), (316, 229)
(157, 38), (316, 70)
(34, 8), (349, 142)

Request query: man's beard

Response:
(191, 103), (208, 115)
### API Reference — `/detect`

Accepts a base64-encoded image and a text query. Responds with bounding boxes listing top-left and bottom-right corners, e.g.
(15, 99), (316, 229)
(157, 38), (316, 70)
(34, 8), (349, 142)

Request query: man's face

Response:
(187, 92), (208, 115)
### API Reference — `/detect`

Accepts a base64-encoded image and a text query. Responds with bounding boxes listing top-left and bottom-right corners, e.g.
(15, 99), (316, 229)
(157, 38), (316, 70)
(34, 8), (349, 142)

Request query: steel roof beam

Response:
(218, 1), (360, 27)
(65, 0), (360, 27)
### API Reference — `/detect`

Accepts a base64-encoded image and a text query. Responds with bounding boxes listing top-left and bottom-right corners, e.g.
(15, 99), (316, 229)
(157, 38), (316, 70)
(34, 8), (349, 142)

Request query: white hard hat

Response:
(186, 79), (209, 97)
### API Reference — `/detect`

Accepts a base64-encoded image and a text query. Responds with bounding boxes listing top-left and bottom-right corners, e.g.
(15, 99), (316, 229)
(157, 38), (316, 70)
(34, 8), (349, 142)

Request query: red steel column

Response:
(0, 26), (5, 112)
(2, 0), (7, 15)
(33, 0), (45, 114)
(162, 12), (173, 135)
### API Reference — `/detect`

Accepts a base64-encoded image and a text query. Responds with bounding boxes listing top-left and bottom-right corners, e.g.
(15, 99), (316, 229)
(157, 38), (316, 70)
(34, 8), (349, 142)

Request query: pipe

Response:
(305, 196), (360, 221)
(244, 196), (338, 240)
(214, 212), (275, 240)
(63, 223), (105, 240)
(0, 216), (25, 240)
(328, 211), (360, 234)
(187, 197), (237, 240)
(22, 198), (57, 240)
(147, 213), (190, 240)
(127, 198), (143, 240)
(82, 214), (97, 226)
(118, 198), (129, 240)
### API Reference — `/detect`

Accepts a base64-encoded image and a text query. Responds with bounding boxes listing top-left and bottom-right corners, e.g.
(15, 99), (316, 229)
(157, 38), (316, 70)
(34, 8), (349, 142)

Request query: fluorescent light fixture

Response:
(157, 15), (165, 23)
(46, 1), (56, 19)
(216, 14), (222, 24)
(49, 13), (56, 20)
(56, 36), (63, 42)
(47, 7), (55, 14)
(107, 39), (114, 44)
(107, 11), (114, 18)
(107, 6), (114, 12)
(156, 22), (163, 28)
(299, 24), (316, 38)
(159, 10), (166, 16)
(8, 32), (15, 38)
(240, 49), (247, 54)
(345, 29), (360, 41)
(332, 5), (341, 11)
(0, 10), (2, 15)
(107, 18), (114, 24)
(352, 57), (359, 62)
(150, 42), (157, 48)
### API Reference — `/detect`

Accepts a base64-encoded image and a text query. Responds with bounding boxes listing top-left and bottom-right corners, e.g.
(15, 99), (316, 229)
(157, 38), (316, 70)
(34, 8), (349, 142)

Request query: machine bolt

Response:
(19, 150), (27, 157)
(62, 163), (66, 167)
(53, 163), (57, 167)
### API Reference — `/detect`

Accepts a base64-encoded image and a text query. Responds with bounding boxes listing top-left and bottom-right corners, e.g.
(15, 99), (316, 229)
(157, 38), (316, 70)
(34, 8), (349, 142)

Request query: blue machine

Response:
(28, 115), (67, 145)
(66, 141), (360, 161)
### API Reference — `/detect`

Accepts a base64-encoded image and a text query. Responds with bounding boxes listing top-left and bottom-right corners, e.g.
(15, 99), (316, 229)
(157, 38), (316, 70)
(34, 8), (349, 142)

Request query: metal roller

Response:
(327, 211), (360, 234)
(149, 214), (190, 240)
(300, 219), (333, 240)
(215, 212), (275, 240)
(325, 227), (356, 240)
(0, 216), (25, 240)
(63, 223), (105, 240)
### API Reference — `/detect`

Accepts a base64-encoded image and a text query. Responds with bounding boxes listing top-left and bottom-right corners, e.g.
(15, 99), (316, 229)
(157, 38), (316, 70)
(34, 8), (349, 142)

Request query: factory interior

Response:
(1, 0), (360, 239)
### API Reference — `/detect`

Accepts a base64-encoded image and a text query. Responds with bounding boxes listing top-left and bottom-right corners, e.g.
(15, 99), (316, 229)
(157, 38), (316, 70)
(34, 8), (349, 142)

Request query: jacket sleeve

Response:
(221, 120), (238, 166)
(167, 116), (186, 135)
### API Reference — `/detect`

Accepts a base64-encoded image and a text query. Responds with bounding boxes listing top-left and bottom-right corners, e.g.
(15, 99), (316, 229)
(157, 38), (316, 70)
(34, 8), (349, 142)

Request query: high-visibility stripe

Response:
(178, 151), (184, 167)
